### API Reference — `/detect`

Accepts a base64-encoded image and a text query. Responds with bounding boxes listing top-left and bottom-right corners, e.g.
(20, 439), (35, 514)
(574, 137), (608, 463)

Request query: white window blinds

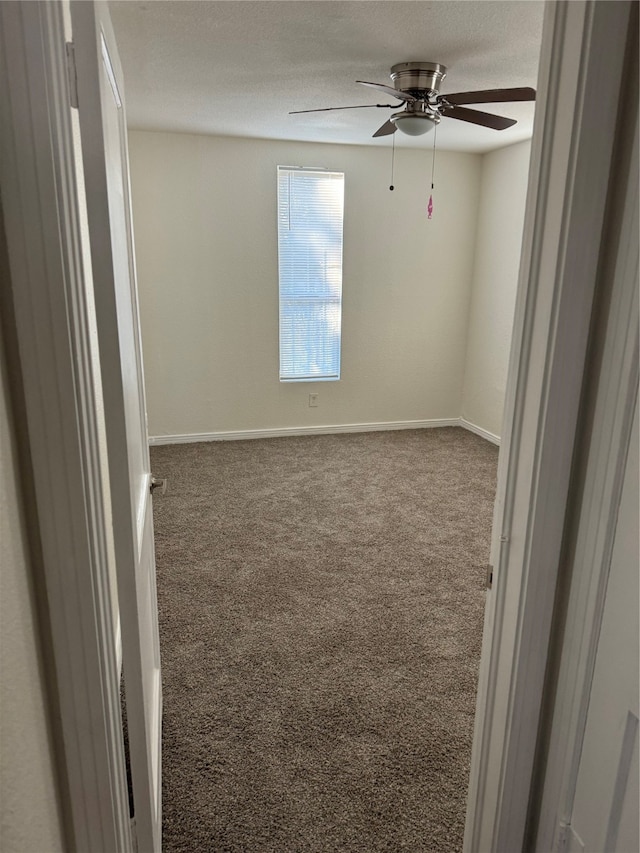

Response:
(277, 166), (344, 381)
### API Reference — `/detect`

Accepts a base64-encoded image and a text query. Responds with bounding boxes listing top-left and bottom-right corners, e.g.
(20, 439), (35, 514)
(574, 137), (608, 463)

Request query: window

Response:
(277, 166), (344, 381)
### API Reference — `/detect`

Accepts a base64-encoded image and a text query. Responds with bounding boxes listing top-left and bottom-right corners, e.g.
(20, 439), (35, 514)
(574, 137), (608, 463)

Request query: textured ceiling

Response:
(109, 1), (545, 153)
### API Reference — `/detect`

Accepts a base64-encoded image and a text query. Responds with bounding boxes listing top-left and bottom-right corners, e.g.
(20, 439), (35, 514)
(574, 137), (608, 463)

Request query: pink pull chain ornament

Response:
(427, 193), (434, 219)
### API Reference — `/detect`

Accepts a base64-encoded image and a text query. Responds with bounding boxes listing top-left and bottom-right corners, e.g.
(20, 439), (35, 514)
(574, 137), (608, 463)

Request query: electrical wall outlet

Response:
(309, 393), (319, 407)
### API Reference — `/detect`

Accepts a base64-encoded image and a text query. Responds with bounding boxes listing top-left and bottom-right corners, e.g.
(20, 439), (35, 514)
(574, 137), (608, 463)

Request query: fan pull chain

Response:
(427, 123), (438, 218)
(389, 133), (396, 191)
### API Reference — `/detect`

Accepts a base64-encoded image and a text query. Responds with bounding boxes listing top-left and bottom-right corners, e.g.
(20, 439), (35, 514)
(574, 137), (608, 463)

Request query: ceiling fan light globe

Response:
(392, 114), (436, 136)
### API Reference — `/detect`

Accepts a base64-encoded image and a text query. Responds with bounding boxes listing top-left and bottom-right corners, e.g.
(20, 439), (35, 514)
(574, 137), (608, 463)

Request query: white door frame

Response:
(534, 45), (638, 853)
(464, 2), (635, 851)
(0, 2), (133, 850)
(0, 1), (634, 851)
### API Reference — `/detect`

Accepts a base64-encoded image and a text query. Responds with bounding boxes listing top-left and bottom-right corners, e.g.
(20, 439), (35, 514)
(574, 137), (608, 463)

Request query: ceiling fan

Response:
(290, 62), (536, 137)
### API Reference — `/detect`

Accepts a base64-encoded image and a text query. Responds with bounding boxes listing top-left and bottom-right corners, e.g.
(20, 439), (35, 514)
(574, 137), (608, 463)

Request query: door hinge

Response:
(150, 476), (167, 495)
(65, 41), (79, 109)
(486, 564), (493, 589)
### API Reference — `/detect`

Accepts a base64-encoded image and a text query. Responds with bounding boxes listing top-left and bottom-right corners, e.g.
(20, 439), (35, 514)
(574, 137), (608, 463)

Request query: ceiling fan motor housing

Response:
(390, 62), (447, 97)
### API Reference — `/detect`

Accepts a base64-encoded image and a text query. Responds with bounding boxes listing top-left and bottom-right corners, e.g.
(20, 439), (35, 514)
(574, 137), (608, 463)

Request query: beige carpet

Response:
(150, 427), (498, 852)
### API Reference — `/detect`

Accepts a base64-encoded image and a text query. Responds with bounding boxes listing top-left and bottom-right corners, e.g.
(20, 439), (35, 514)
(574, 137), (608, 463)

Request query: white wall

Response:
(129, 132), (482, 437)
(0, 324), (64, 853)
(461, 140), (532, 437)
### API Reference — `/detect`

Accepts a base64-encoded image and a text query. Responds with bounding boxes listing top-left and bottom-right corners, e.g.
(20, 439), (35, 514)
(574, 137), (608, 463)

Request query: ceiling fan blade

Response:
(356, 80), (416, 103)
(372, 119), (397, 138)
(443, 105), (517, 130)
(289, 103), (394, 115)
(440, 87), (536, 106)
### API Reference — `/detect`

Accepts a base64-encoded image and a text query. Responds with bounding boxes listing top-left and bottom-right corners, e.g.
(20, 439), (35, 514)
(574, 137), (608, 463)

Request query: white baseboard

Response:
(149, 418), (460, 445)
(149, 418), (501, 446)
(459, 418), (501, 446)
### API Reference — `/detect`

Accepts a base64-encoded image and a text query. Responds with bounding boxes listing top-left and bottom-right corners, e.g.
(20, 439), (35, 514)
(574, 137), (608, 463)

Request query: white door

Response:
(565, 402), (639, 853)
(71, 3), (162, 850)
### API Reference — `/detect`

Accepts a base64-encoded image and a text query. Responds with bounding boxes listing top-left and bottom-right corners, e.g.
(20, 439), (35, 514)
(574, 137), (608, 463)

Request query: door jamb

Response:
(0, 2), (132, 850)
(464, 2), (635, 851)
(534, 54), (638, 853)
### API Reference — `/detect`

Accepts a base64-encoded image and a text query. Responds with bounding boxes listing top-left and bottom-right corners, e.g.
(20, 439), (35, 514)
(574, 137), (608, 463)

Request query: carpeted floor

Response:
(150, 427), (498, 852)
